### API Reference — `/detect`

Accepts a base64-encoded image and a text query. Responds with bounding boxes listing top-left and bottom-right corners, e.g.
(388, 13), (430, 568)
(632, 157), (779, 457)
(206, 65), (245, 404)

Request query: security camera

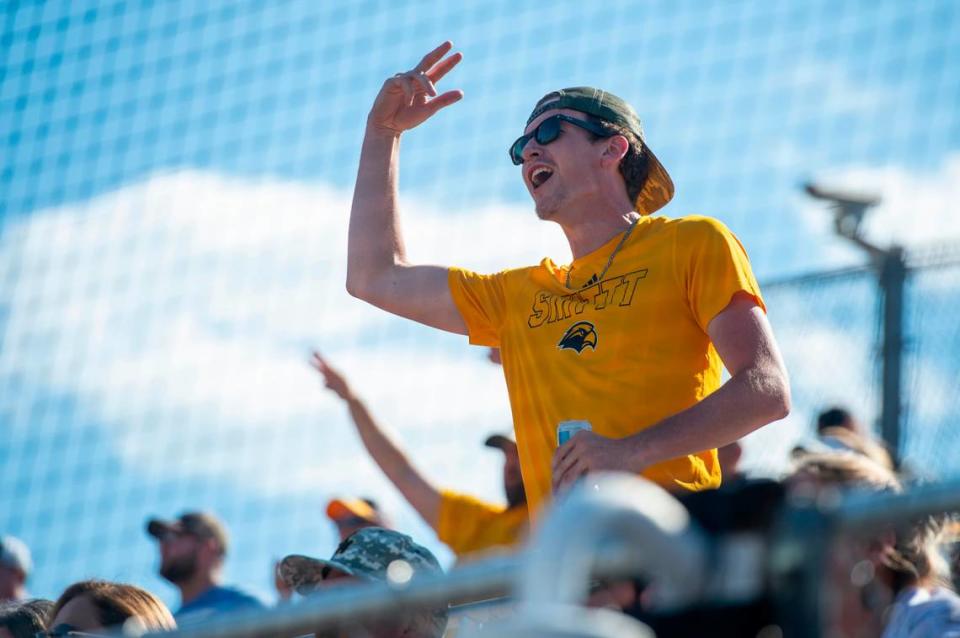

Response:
(804, 182), (881, 241)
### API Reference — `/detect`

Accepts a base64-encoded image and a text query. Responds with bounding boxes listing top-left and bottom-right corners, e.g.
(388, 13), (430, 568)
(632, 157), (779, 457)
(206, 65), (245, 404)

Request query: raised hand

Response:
(368, 41), (463, 135)
(310, 351), (354, 402)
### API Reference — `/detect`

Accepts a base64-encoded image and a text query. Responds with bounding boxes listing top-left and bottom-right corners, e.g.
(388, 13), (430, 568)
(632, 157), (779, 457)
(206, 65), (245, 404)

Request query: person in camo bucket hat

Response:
(280, 527), (446, 638)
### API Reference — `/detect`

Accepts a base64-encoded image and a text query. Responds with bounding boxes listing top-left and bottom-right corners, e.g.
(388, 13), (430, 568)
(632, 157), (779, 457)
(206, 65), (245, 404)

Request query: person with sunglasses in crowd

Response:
(145, 512), (264, 626)
(344, 41), (790, 518)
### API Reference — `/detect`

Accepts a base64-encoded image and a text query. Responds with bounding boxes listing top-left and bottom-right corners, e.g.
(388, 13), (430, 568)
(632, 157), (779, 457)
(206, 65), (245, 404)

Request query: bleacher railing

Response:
(140, 475), (960, 638)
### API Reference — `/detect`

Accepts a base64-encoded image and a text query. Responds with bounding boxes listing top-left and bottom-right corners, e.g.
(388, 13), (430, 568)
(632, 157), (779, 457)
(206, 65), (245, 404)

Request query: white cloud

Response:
(2, 164), (953, 510)
(0, 170), (564, 511)
(797, 152), (960, 265)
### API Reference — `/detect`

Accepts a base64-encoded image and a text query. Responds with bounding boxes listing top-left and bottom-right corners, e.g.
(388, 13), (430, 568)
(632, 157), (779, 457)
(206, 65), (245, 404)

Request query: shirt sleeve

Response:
(436, 490), (519, 556)
(676, 216), (765, 332)
(447, 267), (509, 347)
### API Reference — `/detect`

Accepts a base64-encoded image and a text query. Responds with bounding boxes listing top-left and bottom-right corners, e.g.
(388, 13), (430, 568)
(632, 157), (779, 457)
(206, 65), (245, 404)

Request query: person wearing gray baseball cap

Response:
(345, 42), (790, 518)
(0, 536), (31, 602)
(279, 527), (446, 638)
(145, 512), (264, 625)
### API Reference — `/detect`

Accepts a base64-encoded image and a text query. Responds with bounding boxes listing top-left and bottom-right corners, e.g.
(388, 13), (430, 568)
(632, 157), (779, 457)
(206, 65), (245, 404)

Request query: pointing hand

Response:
(310, 351), (354, 402)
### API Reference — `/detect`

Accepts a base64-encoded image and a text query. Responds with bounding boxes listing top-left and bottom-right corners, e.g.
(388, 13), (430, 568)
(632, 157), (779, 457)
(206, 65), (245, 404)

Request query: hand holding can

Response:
(557, 420), (592, 446)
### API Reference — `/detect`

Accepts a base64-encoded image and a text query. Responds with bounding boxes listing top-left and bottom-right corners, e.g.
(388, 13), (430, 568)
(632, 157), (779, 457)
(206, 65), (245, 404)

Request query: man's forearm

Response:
(346, 125), (406, 297)
(342, 124), (469, 334)
(628, 363), (790, 470)
(343, 395), (440, 525)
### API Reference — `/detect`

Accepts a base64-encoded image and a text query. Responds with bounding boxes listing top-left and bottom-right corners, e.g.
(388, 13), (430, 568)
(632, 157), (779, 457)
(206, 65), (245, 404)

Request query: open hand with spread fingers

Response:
(368, 41), (464, 136)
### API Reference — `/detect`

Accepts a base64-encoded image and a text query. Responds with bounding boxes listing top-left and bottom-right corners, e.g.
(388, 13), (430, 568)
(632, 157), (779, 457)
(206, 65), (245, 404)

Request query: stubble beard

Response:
(533, 179), (565, 221)
(160, 552), (198, 584)
(534, 200), (555, 220)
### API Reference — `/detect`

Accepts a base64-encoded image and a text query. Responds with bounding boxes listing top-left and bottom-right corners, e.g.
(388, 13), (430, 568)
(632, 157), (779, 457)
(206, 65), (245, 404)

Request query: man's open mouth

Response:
(529, 166), (554, 189)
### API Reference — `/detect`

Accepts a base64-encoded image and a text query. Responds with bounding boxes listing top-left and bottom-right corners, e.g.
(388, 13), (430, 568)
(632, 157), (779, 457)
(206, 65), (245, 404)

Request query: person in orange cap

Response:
(325, 497), (388, 542)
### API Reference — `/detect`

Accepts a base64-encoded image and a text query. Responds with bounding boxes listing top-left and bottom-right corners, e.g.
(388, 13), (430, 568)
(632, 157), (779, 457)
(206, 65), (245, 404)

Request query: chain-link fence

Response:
(902, 254), (960, 477)
(749, 254), (960, 479)
(1, 0), (957, 614)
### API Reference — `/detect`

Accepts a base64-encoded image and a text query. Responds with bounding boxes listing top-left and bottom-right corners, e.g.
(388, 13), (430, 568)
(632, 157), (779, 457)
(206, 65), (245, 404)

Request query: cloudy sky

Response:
(1, 0), (958, 606)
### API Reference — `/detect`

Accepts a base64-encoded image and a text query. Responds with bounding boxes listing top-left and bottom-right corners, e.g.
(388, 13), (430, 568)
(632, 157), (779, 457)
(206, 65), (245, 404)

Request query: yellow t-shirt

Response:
(436, 490), (528, 558)
(448, 214), (765, 516)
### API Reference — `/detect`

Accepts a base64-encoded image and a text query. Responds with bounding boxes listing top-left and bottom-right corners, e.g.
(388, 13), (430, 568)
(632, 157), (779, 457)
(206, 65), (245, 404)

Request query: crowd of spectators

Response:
(3, 396), (958, 637)
(0, 335), (957, 638)
(9, 39), (956, 638)
(5, 33), (958, 638)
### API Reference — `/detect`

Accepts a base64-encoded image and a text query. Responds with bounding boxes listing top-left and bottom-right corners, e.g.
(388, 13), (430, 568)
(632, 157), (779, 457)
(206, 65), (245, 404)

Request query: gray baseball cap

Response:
(146, 512), (229, 556)
(279, 527), (442, 595)
(0, 535), (32, 576)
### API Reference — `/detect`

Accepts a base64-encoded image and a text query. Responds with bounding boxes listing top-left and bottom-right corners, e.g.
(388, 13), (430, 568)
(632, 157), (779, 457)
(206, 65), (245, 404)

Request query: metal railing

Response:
(771, 479), (960, 638)
(139, 475), (960, 638)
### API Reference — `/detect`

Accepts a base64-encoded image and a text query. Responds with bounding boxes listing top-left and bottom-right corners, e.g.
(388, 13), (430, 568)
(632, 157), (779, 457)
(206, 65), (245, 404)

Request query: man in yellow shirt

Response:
(311, 353), (527, 558)
(344, 42), (791, 516)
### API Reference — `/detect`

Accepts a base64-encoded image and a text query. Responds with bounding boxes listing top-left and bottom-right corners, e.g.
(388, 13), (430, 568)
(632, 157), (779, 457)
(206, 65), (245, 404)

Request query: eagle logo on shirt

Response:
(558, 321), (598, 353)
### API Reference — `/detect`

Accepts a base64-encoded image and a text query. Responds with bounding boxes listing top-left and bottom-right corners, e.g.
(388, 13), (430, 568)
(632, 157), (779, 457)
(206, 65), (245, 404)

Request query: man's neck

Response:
(550, 185), (638, 259)
(178, 573), (218, 606)
(561, 208), (640, 260)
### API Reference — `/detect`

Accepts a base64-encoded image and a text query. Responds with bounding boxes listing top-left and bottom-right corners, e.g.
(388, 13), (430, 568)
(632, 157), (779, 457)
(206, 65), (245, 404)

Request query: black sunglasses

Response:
(508, 114), (613, 165)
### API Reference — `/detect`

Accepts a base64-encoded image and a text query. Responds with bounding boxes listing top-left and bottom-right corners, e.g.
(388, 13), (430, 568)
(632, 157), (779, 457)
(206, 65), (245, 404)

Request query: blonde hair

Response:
(818, 426), (895, 470)
(790, 453), (951, 587)
(48, 580), (176, 633)
(790, 452), (901, 492)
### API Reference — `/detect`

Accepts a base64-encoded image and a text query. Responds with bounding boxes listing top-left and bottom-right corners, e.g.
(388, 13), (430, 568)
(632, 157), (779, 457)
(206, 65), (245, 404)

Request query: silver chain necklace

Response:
(564, 217), (641, 291)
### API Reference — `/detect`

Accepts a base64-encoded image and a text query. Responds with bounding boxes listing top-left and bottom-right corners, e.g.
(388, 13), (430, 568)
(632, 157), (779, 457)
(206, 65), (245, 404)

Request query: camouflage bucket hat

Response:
(527, 87), (675, 216)
(279, 527), (442, 595)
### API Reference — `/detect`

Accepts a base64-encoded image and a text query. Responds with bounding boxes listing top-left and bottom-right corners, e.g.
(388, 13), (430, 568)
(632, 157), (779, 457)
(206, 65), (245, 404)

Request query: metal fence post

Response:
(879, 246), (906, 465)
(804, 183), (907, 464)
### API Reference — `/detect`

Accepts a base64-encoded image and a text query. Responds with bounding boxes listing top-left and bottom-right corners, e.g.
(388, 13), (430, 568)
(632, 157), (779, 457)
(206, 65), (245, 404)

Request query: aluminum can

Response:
(557, 420), (592, 446)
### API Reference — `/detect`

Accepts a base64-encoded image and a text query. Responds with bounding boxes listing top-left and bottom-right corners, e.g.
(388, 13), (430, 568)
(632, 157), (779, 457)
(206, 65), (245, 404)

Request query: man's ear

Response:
(201, 537), (223, 562)
(600, 135), (629, 166)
